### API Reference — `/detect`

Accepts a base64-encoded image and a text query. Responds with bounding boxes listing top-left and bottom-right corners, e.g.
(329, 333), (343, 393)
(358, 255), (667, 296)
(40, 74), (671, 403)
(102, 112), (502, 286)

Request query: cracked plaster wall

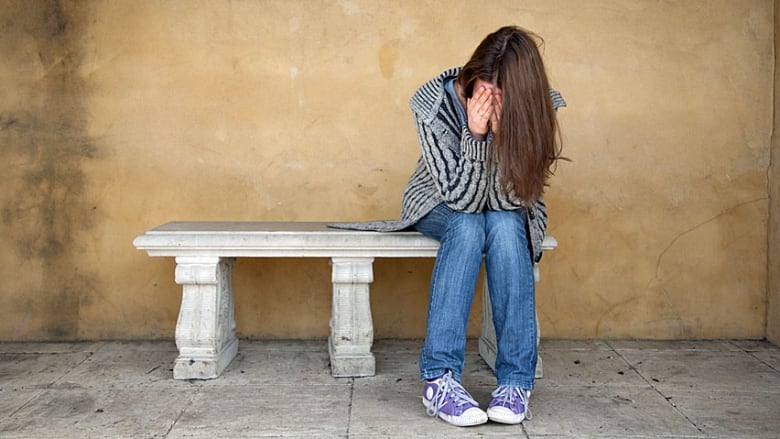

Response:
(0, 0), (774, 341)
(768, 0), (780, 345)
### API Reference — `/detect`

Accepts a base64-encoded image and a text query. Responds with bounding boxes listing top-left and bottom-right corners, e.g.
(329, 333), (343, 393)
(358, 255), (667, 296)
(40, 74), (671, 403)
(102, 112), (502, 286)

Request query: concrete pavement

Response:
(1, 338), (779, 438)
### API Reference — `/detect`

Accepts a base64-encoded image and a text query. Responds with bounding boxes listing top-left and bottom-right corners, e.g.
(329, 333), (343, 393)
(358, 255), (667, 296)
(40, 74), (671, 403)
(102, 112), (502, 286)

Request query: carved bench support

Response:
(173, 256), (238, 380)
(329, 257), (375, 377)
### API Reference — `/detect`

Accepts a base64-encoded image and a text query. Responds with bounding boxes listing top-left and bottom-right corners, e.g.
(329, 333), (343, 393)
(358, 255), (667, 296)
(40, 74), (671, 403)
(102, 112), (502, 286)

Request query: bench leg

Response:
(329, 257), (375, 377)
(479, 264), (543, 379)
(172, 256), (238, 380)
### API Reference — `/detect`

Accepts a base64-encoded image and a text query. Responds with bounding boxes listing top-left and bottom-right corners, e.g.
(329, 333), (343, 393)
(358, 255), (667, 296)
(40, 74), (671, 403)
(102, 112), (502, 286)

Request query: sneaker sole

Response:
(487, 406), (526, 424)
(422, 397), (488, 427)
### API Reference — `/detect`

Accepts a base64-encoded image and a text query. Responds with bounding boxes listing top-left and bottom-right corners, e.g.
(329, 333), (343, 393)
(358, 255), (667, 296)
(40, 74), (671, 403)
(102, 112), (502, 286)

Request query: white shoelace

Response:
(491, 386), (532, 420)
(426, 371), (480, 417)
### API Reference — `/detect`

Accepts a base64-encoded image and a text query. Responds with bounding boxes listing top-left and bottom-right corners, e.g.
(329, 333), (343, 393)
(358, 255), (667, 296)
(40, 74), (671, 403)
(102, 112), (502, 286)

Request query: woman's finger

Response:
(467, 86), (493, 139)
(470, 86), (492, 120)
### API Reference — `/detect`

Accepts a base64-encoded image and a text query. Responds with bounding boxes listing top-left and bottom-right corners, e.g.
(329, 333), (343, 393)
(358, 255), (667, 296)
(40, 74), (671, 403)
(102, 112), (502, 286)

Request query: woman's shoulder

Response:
(409, 67), (461, 122)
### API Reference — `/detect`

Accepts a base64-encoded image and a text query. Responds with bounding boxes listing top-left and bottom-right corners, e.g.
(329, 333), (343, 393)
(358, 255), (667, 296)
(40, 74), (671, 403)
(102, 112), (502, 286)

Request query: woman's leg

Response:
(415, 204), (485, 383)
(484, 210), (537, 389)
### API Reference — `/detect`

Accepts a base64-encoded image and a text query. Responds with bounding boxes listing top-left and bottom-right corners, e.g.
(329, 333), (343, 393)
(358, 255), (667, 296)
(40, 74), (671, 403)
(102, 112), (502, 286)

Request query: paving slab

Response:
(751, 350), (780, 371)
(609, 339), (742, 352)
(539, 339), (613, 351)
(1, 339), (778, 438)
(0, 341), (103, 354)
(728, 340), (780, 371)
(372, 339), (424, 353)
(350, 382), (526, 438)
(236, 339), (328, 353)
(94, 340), (178, 352)
(56, 349), (179, 388)
(524, 384), (703, 438)
(0, 352), (94, 389)
(202, 349), (341, 387)
(664, 389), (780, 439)
(0, 386), (196, 439)
(0, 387), (45, 418)
(356, 350), (420, 386)
(728, 339), (779, 352)
(460, 349), (502, 387)
(355, 346), (498, 388)
(537, 348), (646, 388)
(617, 349), (780, 393)
(166, 384), (351, 438)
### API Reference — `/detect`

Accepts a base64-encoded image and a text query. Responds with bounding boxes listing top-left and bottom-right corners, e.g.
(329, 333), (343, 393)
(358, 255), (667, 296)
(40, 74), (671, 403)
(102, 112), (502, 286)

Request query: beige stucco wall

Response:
(769, 0), (780, 345)
(0, 0), (773, 341)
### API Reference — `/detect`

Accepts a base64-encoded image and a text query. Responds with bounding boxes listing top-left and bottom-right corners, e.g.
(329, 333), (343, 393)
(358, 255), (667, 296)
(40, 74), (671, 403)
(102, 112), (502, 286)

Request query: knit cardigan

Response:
(330, 67), (566, 262)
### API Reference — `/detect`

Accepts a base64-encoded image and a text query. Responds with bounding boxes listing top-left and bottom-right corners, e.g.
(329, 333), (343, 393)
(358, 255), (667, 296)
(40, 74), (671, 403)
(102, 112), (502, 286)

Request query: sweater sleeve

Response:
(414, 113), (490, 213)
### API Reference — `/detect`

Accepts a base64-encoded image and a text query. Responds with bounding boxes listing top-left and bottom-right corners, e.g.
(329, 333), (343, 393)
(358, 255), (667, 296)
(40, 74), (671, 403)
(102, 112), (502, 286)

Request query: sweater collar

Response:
(409, 67), (461, 123)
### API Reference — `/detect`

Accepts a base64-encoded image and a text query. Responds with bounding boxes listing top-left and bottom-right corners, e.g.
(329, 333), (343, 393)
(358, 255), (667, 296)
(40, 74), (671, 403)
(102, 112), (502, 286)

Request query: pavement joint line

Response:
(752, 352), (780, 374)
(47, 349), (96, 389)
(4, 388), (45, 419)
(728, 340), (780, 374)
(162, 384), (200, 438)
(345, 378), (355, 438)
(605, 340), (707, 436)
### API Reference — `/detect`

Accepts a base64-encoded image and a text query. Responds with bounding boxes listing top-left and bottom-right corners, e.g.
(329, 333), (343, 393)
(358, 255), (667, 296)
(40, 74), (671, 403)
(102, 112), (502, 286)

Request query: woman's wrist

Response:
(468, 124), (487, 141)
(461, 125), (490, 161)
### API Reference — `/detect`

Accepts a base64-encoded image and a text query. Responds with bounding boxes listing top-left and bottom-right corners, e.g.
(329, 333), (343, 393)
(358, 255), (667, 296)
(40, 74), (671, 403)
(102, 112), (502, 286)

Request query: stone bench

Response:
(133, 221), (556, 380)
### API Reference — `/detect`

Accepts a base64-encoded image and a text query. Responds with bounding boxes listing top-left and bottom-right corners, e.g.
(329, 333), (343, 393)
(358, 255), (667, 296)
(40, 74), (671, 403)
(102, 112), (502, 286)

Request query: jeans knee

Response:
(443, 212), (485, 251)
(485, 211), (527, 245)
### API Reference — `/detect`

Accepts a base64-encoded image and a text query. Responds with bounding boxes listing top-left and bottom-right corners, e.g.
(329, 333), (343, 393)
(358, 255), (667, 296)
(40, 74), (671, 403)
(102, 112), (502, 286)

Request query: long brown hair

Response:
(457, 26), (563, 203)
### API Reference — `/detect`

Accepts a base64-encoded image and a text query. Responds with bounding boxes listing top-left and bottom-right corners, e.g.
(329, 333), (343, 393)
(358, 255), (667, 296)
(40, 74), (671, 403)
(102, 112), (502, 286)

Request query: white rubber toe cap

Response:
(487, 405), (526, 424)
(440, 406), (488, 427)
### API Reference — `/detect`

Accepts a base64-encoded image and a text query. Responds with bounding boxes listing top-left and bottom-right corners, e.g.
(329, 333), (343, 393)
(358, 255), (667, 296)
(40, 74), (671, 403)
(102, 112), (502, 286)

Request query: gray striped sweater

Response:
(331, 67), (566, 262)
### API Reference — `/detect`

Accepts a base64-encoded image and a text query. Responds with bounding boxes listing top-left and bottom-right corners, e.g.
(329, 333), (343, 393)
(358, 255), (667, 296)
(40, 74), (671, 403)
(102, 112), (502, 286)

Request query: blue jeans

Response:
(415, 203), (537, 389)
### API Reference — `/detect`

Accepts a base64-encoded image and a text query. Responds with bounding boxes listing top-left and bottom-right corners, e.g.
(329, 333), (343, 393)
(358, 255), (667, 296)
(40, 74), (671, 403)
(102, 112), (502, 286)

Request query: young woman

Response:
(333, 25), (564, 427)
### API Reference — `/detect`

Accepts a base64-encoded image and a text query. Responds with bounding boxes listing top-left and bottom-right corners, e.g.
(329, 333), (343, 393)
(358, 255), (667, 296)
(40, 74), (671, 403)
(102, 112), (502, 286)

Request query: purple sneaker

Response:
(487, 386), (532, 424)
(422, 371), (488, 427)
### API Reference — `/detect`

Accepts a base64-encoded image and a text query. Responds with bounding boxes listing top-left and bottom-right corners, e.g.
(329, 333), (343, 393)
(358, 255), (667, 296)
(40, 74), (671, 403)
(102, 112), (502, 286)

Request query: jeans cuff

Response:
(497, 379), (534, 390)
(421, 369), (462, 383)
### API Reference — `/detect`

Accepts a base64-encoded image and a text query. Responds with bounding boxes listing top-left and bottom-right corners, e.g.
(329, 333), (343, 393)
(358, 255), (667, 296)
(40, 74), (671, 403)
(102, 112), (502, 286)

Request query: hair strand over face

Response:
(457, 26), (563, 204)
